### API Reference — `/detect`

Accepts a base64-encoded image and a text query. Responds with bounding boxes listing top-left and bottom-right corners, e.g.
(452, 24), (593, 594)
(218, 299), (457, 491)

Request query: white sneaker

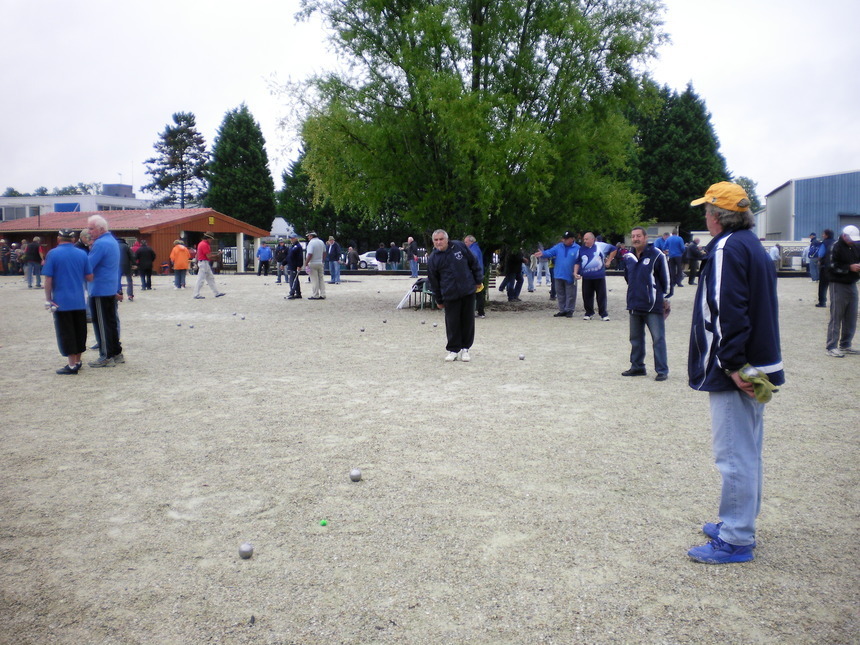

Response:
(826, 348), (845, 357)
(601, 316), (610, 322)
(583, 315), (593, 321)
(445, 351), (459, 362)
(840, 347), (859, 355)
(459, 349), (471, 362)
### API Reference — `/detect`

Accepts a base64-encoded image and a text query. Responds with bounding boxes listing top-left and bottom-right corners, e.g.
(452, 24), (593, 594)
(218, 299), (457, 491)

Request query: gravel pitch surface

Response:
(1, 272), (857, 644)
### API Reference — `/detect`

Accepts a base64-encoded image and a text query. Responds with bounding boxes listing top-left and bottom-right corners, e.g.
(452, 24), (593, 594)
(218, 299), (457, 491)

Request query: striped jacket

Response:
(688, 228), (785, 392)
(623, 244), (669, 314)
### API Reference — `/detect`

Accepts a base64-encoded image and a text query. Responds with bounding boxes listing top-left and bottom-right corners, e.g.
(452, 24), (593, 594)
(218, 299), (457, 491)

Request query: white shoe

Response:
(459, 349), (471, 362)
(840, 347), (859, 355)
(445, 351), (459, 362)
(826, 348), (845, 357)
(601, 316), (610, 322)
(583, 315), (593, 321)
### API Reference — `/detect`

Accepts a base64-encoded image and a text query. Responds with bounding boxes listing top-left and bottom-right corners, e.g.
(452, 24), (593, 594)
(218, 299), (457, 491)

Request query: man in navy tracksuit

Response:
(622, 227), (670, 380)
(687, 182), (785, 564)
(427, 229), (483, 362)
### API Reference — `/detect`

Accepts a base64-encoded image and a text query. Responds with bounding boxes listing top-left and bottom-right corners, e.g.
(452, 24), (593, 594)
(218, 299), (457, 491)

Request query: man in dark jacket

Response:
(825, 225), (860, 356)
(327, 237), (342, 283)
(274, 239), (289, 284)
(117, 237), (135, 300)
(686, 182), (784, 565)
(427, 229), (483, 362)
(387, 242), (401, 271)
(816, 229), (836, 307)
(134, 240), (156, 290)
(684, 238), (704, 285)
(622, 227), (670, 380)
(285, 234), (304, 299)
(374, 243), (388, 272)
(406, 236), (420, 277)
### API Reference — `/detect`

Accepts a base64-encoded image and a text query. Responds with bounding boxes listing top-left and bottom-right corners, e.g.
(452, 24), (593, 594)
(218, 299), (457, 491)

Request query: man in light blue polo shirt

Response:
(535, 231), (580, 318)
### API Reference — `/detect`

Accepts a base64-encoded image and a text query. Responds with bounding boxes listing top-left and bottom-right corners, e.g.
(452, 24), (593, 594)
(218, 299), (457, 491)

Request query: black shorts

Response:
(54, 309), (88, 357)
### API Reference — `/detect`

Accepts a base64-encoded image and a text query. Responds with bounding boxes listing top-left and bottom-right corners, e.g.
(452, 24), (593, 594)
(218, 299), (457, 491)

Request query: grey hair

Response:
(464, 235), (477, 244)
(705, 203), (755, 231)
(432, 229), (448, 240)
(87, 214), (110, 232)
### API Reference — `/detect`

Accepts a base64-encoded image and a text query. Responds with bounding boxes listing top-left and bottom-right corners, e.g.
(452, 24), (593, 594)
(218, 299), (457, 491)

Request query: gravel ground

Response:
(0, 272), (857, 644)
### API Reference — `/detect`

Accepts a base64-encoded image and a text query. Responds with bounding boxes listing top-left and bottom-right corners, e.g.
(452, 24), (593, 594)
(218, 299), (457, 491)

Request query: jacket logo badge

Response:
(454, 251), (463, 260)
(643, 258), (651, 265)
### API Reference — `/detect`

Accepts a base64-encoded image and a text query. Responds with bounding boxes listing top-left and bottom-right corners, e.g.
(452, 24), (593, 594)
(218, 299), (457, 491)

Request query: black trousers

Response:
(818, 273), (830, 306)
(581, 278), (608, 317)
(258, 260), (270, 276)
(443, 293), (476, 353)
(91, 295), (122, 359)
(687, 259), (700, 284)
(669, 256), (685, 286)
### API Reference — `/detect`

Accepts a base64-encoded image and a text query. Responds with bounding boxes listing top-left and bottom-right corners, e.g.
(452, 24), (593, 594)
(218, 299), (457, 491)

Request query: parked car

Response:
(358, 252), (379, 269)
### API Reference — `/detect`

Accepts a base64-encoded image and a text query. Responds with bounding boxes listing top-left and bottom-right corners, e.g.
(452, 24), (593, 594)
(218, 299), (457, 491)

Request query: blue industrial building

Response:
(763, 170), (860, 240)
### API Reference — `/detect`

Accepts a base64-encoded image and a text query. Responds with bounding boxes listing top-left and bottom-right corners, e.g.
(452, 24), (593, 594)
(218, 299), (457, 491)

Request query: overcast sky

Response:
(2, 0), (858, 202)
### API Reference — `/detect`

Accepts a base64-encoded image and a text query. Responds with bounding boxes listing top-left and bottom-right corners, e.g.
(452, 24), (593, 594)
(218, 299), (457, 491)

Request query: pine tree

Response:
(143, 112), (209, 208)
(205, 104), (276, 230)
(633, 82), (728, 235)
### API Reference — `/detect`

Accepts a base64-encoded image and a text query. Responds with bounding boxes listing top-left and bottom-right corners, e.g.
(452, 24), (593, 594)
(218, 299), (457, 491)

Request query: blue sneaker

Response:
(703, 521), (757, 547)
(688, 537), (755, 564)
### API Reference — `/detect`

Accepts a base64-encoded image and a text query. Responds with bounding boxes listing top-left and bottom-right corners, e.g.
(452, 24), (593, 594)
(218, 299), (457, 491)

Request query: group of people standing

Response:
(427, 181), (786, 566)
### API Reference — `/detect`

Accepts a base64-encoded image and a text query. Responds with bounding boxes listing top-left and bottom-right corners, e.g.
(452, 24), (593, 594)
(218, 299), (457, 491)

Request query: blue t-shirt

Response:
(89, 233), (121, 296)
(577, 242), (616, 279)
(41, 244), (91, 311)
(666, 235), (686, 258)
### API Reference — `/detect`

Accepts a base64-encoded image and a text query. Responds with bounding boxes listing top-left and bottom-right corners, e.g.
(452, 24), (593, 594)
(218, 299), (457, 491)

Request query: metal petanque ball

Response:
(239, 542), (254, 559)
(382, 319), (387, 323)
(360, 327), (365, 332)
(177, 322), (182, 326)
(519, 354), (525, 360)
(421, 320), (425, 325)
(240, 315), (245, 320)
(433, 322), (438, 327)
(350, 468), (362, 482)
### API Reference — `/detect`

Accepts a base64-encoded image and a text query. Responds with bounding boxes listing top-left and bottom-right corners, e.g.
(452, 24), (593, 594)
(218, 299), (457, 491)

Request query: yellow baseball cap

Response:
(690, 182), (750, 212)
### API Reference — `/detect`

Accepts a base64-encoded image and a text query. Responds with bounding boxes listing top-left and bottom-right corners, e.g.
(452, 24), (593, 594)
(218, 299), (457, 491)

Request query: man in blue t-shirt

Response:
(86, 215), (123, 367)
(574, 232), (616, 321)
(666, 230), (687, 291)
(42, 229), (93, 374)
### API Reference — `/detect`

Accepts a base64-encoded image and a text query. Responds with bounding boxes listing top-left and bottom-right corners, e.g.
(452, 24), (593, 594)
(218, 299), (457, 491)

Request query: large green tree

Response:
(205, 104), (276, 230)
(143, 112), (209, 208)
(631, 82), (728, 234)
(291, 0), (666, 246)
(278, 149), (414, 252)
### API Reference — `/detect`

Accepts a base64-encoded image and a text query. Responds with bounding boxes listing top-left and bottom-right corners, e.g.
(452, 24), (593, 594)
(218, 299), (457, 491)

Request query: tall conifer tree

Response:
(206, 104), (276, 230)
(143, 112), (209, 208)
(633, 82), (728, 234)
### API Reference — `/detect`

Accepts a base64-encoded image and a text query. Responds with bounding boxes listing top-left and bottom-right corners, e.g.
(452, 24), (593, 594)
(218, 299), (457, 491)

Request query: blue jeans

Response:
(329, 261), (341, 283)
(174, 269), (187, 288)
(26, 261), (41, 287)
(506, 271), (524, 300)
(808, 257), (819, 281)
(410, 259), (419, 278)
(276, 263), (287, 283)
(709, 390), (765, 546)
(524, 264), (535, 291)
(628, 311), (667, 375)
